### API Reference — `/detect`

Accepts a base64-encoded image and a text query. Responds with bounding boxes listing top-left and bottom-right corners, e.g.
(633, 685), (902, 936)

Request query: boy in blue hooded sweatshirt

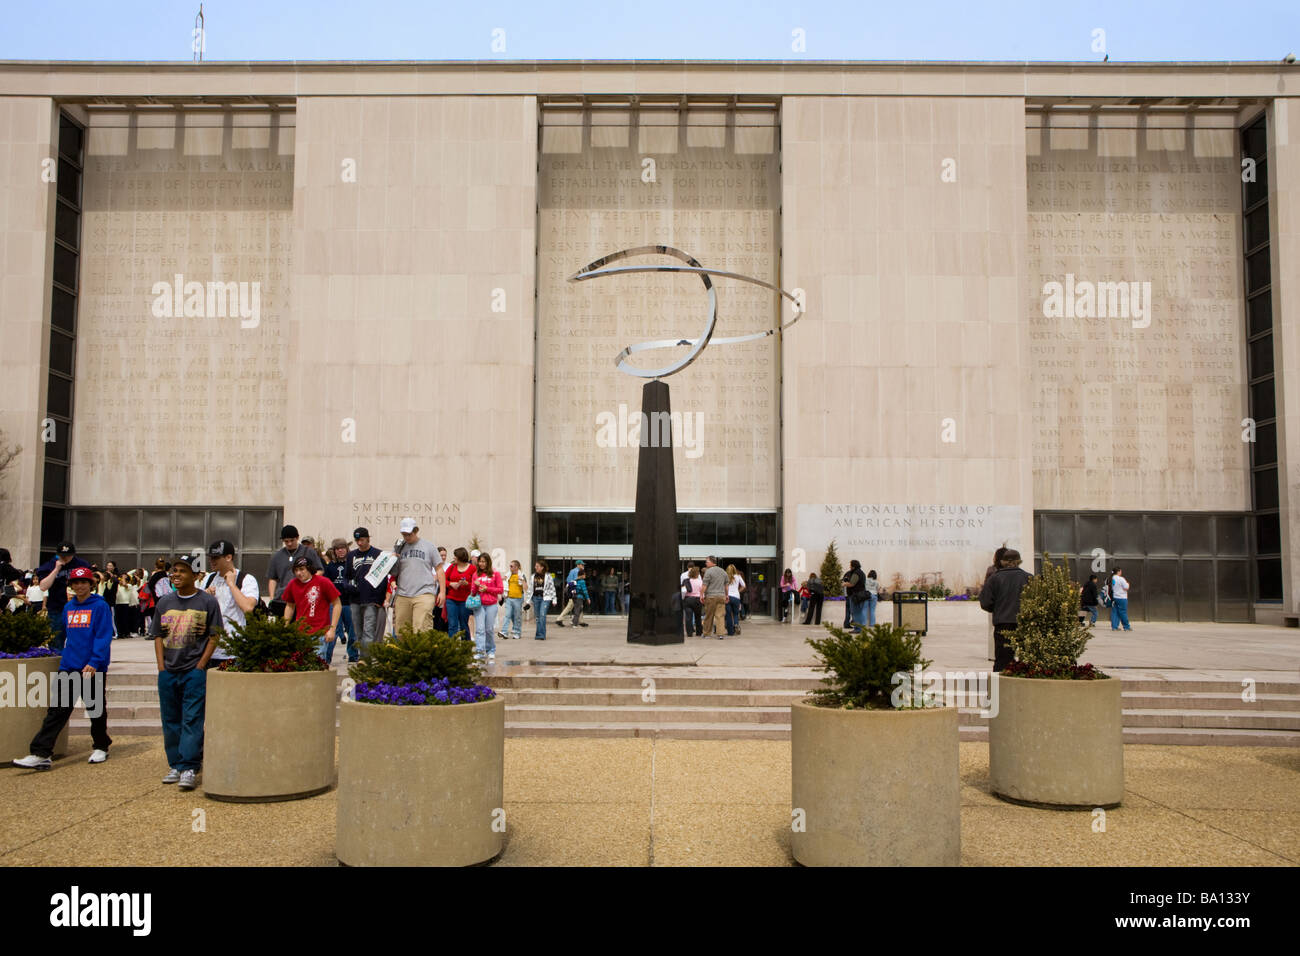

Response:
(13, 565), (114, 770)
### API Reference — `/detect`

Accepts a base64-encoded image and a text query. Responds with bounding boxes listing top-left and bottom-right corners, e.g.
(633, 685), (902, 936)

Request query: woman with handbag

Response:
(443, 547), (476, 643)
(469, 552), (504, 662)
(681, 566), (704, 637)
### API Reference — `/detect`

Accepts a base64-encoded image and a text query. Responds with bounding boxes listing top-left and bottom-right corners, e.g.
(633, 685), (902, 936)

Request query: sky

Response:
(0, 0), (1296, 62)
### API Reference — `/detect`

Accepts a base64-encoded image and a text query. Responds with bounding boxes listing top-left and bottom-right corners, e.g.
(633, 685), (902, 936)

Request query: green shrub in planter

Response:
(1006, 554), (1105, 680)
(819, 540), (844, 597)
(805, 623), (933, 710)
(349, 626), (482, 690)
(218, 615), (329, 672)
(0, 613), (56, 657)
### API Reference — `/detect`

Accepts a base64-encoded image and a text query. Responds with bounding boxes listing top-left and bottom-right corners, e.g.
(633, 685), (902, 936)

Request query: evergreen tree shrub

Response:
(1007, 554), (1104, 679)
(806, 623), (932, 710)
(218, 614), (328, 672)
(0, 613), (55, 655)
(350, 626), (482, 689)
(820, 540), (844, 597)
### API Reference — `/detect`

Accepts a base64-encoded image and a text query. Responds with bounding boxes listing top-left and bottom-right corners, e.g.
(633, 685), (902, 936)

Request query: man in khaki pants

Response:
(391, 518), (442, 633)
(700, 556), (730, 639)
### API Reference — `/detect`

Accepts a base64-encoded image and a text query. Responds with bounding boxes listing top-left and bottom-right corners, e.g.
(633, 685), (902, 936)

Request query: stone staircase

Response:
(70, 667), (1300, 746)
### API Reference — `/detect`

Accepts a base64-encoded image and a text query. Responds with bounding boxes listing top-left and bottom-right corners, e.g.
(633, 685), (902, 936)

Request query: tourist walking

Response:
(200, 540), (261, 668)
(499, 560), (527, 640)
(570, 568), (590, 627)
(34, 542), (92, 651)
(152, 555), (223, 791)
(390, 518), (440, 634)
(443, 547), (475, 640)
(1110, 568), (1133, 631)
(801, 572), (824, 625)
(12, 566), (114, 770)
(700, 556), (729, 638)
(979, 549), (1033, 672)
(283, 556), (343, 663)
(346, 528), (388, 656)
(555, 560), (584, 626)
(324, 538), (360, 661)
(531, 560), (556, 640)
(725, 564), (746, 636)
(1080, 574), (1100, 627)
(681, 566), (704, 636)
(266, 526), (324, 616)
(469, 553), (504, 661)
(982, 546), (1009, 663)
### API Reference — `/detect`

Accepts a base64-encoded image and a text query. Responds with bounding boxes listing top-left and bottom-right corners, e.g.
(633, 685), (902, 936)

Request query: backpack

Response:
(203, 570), (269, 619)
(1099, 584), (1112, 608)
(153, 576), (173, 601)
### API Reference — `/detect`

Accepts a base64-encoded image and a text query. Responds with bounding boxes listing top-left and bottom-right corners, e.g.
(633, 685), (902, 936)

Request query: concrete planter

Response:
(988, 675), (1124, 808)
(336, 694), (505, 866)
(1, 656), (69, 763)
(791, 700), (960, 866)
(203, 669), (337, 802)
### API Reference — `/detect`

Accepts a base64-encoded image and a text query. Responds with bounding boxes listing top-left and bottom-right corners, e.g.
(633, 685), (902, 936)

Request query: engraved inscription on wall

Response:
(535, 117), (780, 510)
(1026, 126), (1247, 511)
(71, 117), (293, 506)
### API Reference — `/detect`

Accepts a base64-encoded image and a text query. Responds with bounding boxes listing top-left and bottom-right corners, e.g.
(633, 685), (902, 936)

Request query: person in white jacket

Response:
(530, 560), (558, 640)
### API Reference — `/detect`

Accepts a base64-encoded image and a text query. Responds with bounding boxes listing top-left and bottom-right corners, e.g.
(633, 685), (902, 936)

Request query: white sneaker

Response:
(488, 652), (496, 662)
(88, 749), (109, 764)
(178, 769), (198, 791)
(13, 754), (51, 770)
(162, 768), (181, 784)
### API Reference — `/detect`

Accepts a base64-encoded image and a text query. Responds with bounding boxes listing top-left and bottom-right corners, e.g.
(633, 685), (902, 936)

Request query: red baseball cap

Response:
(68, 567), (94, 581)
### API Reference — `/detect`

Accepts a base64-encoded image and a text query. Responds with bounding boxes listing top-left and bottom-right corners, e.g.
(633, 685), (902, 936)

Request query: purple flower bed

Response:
(944, 594), (972, 601)
(0, 647), (58, 659)
(354, 678), (496, 706)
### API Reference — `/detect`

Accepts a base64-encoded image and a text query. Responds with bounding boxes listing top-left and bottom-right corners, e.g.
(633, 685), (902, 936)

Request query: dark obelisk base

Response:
(627, 380), (684, 645)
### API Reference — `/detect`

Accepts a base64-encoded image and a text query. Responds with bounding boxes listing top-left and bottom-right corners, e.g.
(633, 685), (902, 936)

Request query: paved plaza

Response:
(1, 607), (1297, 866)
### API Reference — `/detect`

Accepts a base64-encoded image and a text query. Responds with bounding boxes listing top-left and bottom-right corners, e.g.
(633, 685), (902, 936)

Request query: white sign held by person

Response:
(365, 551), (398, 589)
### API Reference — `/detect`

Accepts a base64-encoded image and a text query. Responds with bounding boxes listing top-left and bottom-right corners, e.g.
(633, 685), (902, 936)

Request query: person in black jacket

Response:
(978, 549), (1032, 672)
(1080, 574), (1100, 628)
(801, 573), (824, 625)
(324, 538), (359, 664)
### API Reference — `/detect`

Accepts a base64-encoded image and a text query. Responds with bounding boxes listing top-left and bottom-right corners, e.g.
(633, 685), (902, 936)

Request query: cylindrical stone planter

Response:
(1, 656), (69, 762)
(336, 694), (505, 867)
(988, 675), (1124, 808)
(203, 669), (338, 801)
(791, 700), (960, 866)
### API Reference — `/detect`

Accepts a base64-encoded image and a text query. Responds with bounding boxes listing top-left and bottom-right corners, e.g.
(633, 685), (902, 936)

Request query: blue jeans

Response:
(446, 600), (471, 641)
(49, 611), (67, 651)
(158, 667), (207, 772)
(604, 591), (616, 614)
(337, 605), (359, 661)
(1084, 605), (1098, 625)
(726, 597), (741, 635)
(851, 595), (869, 630)
(500, 597), (524, 638)
(534, 599), (550, 639)
(354, 604), (383, 656)
(866, 593), (877, 627)
(472, 603), (498, 655)
(318, 635), (337, 665)
(1111, 599), (1131, 630)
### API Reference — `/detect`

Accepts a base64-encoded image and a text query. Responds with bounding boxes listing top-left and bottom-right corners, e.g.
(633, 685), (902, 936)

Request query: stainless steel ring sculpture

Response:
(568, 245), (805, 379)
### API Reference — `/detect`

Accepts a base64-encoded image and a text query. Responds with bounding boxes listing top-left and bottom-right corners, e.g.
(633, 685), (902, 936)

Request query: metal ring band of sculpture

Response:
(568, 245), (805, 379)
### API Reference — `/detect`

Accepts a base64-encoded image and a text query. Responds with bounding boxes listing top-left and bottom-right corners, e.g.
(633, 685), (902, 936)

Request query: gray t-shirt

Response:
(702, 565), (729, 597)
(150, 589), (223, 673)
(394, 537), (439, 597)
(267, 545), (324, 600)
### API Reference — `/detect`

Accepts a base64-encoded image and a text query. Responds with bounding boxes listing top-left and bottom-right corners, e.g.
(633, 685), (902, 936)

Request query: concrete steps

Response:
(69, 669), (1300, 745)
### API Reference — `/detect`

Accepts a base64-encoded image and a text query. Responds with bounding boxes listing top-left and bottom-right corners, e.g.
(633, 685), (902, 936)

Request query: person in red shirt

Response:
(282, 556), (343, 664)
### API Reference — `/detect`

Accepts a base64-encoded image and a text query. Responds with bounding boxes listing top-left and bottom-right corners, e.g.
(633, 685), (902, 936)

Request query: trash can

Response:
(892, 591), (928, 635)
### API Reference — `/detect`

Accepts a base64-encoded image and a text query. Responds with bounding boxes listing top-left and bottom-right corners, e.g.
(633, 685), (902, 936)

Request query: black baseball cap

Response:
(56, 542), (76, 556)
(281, 525), (299, 539)
(292, 555), (311, 569)
(172, 554), (200, 571)
(353, 527), (370, 540)
(208, 540), (236, 558)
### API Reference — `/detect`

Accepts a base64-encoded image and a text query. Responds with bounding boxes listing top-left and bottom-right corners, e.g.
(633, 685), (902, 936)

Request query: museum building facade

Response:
(1, 59), (1298, 622)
